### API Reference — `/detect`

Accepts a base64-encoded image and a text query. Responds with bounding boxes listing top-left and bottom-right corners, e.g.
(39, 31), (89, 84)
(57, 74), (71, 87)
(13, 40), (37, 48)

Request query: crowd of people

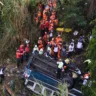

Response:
(15, 0), (90, 86)
(16, 40), (30, 68)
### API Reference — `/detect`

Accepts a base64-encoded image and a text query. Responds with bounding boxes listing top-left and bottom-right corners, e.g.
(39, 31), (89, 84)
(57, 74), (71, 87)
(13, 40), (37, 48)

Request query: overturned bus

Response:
(23, 54), (83, 96)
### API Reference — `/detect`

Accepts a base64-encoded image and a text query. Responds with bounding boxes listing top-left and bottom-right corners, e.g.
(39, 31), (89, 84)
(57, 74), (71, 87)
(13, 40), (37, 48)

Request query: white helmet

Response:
(34, 45), (37, 48)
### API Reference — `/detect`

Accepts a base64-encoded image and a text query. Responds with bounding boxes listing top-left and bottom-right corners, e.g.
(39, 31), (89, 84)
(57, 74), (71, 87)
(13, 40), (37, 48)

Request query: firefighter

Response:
(57, 44), (62, 59)
(40, 21), (45, 37)
(25, 44), (30, 61)
(35, 15), (39, 24)
(83, 72), (90, 85)
(16, 49), (22, 68)
(53, 1), (57, 8)
(50, 38), (55, 56)
(19, 44), (25, 63)
(45, 20), (49, 32)
(54, 19), (58, 26)
(57, 59), (64, 79)
(37, 2), (43, 11)
(55, 35), (63, 45)
(50, 14), (56, 21)
(38, 37), (44, 50)
(43, 13), (48, 21)
(37, 11), (42, 22)
(43, 32), (48, 48)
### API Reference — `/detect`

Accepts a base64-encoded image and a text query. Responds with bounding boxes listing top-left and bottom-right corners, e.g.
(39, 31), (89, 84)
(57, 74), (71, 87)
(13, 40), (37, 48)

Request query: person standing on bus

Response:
(57, 59), (64, 79)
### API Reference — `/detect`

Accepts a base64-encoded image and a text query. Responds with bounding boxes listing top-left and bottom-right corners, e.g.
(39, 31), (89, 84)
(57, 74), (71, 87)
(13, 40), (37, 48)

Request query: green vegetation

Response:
(57, 83), (68, 96)
(0, 0), (39, 62)
(83, 26), (96, 96)
(0, 0), (96, 95)
(57, 0), (88, 29)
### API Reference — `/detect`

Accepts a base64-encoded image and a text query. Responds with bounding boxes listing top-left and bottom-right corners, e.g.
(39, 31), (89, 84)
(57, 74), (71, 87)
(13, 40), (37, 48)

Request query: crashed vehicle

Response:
(23, 54), (83, 96)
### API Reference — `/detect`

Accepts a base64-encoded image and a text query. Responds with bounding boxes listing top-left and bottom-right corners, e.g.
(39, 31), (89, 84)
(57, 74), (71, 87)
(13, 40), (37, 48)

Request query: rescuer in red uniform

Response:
(16, 49), (22, 68)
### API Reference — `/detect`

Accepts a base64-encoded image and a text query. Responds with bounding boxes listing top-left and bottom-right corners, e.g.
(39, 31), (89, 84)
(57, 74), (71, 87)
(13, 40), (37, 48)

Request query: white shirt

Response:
(77, 42), (83, 49)
(49, 32), (53, 37)
(47, 46), (51, 54)
(39, 48), (43, 55)
(33, 47), (39, 53)
(69, 45), (74, 52)
(70, 42), (74, 47)
(0, 69), (3, 75)
(54, 46), (58, 52)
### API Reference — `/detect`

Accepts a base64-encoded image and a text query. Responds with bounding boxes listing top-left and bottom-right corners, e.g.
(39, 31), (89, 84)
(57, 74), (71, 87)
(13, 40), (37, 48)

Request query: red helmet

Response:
(20, 44), (24, 48)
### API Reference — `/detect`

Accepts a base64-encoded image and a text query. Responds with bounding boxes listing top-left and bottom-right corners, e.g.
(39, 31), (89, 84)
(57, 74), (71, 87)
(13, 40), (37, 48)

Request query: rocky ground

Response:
(0, 62), (35, 96)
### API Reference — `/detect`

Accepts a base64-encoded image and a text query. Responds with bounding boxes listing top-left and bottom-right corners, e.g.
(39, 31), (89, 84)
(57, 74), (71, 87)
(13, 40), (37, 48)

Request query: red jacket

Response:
(16, 52), (21, 58)
(25, 47), (30, 53)
(40, 23), (45, 30)
(19, 48), (24, 53)
(43, 34), (48, 43)
(45, 21), (49, 28)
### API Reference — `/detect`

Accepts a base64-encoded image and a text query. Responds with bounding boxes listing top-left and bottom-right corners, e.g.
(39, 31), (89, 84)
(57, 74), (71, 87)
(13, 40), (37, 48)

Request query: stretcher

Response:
(56, 28), (72, 32)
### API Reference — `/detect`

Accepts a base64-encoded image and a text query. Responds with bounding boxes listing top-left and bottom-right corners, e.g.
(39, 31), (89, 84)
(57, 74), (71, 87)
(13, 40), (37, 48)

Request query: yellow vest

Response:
(57, 62), (63, 69)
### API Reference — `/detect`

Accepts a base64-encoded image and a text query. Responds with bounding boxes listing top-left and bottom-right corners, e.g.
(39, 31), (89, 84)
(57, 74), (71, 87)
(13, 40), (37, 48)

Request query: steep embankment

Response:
(0, 0), (39, 63)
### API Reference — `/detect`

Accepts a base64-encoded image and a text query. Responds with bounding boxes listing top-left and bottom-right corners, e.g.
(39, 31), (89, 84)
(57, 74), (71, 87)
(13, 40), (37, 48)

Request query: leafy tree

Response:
(57, 0), (88, 29)
(83, 26), (96, 96)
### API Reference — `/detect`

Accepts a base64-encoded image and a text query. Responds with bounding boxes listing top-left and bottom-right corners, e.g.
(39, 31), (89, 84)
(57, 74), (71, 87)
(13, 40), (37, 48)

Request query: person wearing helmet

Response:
(25, 44), (30, 61)
(55, 35), (63, 45)
(19, 44), (25, 63)
(56, 59), (64, 79)
(38, 37), (44, 50)
(45, 20), (49, 32)
(43, 32), (48, 48)
(50, 38), (55, 56)
(39, 48), (44, 55)
(40, 21), (45, 37)
(83, 72), (90, 85)
(57, 44), (62, 59)
(64, 58), (70, 72)
(16, 49), (22, 68)
(32, 45), (39, 55)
